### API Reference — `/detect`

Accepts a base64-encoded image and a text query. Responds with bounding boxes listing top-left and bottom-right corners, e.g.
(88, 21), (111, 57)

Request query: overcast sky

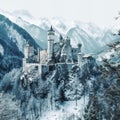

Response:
(0, 0), (120, 27)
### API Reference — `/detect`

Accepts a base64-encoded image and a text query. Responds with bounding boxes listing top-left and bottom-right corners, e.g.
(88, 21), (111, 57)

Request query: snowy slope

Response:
(0, 14), (39, 52)
(13, 17), (48, 49)
(0, 14), (40, 77)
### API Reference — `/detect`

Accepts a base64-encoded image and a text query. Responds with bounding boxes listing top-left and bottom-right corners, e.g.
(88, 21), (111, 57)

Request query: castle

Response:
(22, 26), (83, 76)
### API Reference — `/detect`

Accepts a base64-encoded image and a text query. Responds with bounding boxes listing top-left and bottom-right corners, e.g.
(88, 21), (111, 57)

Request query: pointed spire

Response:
(48, 25), (54, 32)
(50, 26), (53, 31)
(78, 43), (82, 53)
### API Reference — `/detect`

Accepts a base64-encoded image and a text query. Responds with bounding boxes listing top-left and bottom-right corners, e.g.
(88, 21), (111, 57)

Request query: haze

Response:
(0, 0), (120, 28)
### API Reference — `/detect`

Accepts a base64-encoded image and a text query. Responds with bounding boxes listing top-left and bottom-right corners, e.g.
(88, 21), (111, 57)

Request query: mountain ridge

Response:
(1, 9), (119, 53)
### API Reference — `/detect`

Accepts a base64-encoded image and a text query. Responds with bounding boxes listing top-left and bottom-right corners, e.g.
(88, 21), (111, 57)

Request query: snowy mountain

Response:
(24, 17), (120, 53)
(0, 9), (119, 53)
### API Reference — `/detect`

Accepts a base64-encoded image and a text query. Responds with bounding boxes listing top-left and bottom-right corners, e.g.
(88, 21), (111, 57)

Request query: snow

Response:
(41, 96), (88, 120)
(1, 9), (119, 53)
(97, 47), (116, 61)
(83, 54), (93, 58)
(7, 24), (26, 52)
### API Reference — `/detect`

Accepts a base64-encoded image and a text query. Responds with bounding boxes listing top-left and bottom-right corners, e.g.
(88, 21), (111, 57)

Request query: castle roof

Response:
(48, 26), (54, 32)
(83, 54), (93, 58)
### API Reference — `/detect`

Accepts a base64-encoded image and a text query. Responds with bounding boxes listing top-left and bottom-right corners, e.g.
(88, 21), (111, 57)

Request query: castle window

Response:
(35, 66), (38, 70)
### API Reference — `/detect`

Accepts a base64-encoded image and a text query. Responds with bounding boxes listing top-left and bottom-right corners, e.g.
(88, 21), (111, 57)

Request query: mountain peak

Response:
(12, 9), (33, 19)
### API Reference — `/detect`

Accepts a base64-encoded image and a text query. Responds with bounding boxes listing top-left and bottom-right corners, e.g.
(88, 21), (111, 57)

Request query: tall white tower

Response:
(78, 43), (82, 68)
(47, 26), (55, 62)
(24, 42), (29, 59)
(24, 42), (34, 59)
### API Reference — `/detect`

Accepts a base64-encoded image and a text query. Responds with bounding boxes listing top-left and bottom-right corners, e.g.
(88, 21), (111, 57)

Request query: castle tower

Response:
(23, 41), (34, 72)
(66, 36), (70, 45)
(23, 42), (29, 72)
(24, 41), (34, 59)
(47, 26), (55, 62)
(78, 43), (82, 68)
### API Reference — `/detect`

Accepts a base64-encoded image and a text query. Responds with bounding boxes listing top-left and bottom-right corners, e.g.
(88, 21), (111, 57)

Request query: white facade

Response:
(78, 53), (83, 68)
(48, 39), (54, 61)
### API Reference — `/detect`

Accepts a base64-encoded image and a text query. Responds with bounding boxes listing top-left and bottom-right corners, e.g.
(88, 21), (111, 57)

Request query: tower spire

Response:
(48, 25), (54, 32)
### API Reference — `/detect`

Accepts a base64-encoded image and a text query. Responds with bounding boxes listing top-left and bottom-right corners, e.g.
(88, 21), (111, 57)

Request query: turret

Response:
(59, 34), (64, 46)
(47, 26), (55, 62)
(66, 36), (70, 45)
(78, 43), (82, 53)
(24, 41), (34, 59)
